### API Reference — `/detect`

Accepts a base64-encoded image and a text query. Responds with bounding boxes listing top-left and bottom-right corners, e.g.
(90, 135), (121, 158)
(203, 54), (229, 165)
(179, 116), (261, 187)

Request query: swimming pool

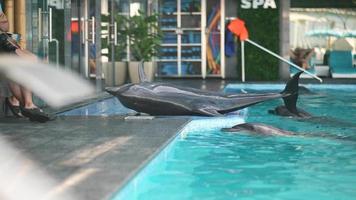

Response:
(112, 84), (356, 200)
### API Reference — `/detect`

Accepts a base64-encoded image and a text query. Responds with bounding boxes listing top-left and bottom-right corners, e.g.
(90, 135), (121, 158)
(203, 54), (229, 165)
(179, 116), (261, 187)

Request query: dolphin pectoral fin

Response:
(196, 108), (222, 116)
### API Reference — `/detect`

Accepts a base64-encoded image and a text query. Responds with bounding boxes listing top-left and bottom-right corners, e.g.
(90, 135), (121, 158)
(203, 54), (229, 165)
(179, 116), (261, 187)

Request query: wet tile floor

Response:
(0, 115), (190, 200)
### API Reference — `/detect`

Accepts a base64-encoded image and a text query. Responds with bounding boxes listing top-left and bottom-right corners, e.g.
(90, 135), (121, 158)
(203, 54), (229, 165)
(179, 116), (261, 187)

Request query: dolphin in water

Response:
(298, 86), (314, 95)
(267, 86), (356, 128)
(269, 104), (356, 129)
(106, 62), (303, 116)
(222, 122), (355, 142)
(267, 83), (313, 118)
(221, 123), (295, 136)
(268, 105), (313, 118)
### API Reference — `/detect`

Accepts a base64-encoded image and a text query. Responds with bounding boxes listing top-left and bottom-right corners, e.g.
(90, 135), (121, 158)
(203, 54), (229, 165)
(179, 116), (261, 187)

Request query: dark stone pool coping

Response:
(0, 114), (190, 200)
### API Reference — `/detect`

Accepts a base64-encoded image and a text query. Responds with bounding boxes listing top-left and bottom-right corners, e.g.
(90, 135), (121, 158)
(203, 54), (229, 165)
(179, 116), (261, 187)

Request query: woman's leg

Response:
(8, 82), (23, 105)
(6, 82), (24, 117)
(9, 84), (50, 122)
(8, 83), (37, 109)
(5, 48), (37, 106)
(20, 86), (37, 109)
(8, 82), (38, 109)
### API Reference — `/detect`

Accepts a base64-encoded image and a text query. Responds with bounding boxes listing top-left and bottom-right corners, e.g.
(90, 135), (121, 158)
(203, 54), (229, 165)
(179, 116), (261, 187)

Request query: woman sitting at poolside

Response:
(0, 3), (51, 122)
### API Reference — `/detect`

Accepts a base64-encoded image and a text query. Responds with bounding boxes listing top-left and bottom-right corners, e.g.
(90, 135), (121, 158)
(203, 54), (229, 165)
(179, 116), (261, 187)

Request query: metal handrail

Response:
(241, 38), (323, 83)
(246, 39), (322, 82)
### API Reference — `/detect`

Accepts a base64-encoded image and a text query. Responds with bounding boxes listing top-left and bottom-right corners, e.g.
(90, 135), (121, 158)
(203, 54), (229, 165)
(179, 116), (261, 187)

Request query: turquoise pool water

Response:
(114, 84), (356, 200)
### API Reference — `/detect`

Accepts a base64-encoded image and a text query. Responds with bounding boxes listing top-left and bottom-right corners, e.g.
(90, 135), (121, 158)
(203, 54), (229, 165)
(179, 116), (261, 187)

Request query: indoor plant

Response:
(124, 10), (162, 83)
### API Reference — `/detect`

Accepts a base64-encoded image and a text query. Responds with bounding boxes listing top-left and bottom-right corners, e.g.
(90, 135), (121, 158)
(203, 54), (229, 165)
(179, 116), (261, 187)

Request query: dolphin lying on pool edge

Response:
(221, 123), (295, 136)
(105, 62), (303, 116)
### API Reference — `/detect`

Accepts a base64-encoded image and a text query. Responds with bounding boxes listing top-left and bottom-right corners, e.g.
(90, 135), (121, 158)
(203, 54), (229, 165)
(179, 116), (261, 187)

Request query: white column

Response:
(220, 0), (225, 79)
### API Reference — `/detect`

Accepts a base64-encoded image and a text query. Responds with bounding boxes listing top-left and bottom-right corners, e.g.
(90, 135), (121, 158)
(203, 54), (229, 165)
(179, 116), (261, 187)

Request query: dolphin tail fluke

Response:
(138, 61), (148, 83)
(281, 71), (303, 114)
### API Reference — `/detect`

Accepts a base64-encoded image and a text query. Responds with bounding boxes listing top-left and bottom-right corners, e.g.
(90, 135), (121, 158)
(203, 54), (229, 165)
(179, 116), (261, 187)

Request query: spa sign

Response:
(241, 0), (277, 9)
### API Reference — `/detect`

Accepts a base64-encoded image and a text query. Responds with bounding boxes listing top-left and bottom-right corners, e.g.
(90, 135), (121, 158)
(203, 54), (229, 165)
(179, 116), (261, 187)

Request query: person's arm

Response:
(0, 14), (9, 32)
(0, 3), (9, 32)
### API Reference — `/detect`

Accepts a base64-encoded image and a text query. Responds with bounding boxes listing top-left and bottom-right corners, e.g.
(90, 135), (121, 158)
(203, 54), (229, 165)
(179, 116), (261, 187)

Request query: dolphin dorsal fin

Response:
(281, 71), (302, 114)
(138, 61), (148, 83)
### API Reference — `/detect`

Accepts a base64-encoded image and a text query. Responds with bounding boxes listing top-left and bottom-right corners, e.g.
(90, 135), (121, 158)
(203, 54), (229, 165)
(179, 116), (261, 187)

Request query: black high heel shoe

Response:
(20, 107), (52, 123)
(4, 97), (23, 117)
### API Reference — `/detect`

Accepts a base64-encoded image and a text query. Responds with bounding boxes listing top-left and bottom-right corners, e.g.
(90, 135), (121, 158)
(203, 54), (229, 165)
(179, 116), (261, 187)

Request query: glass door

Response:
(29, 0), (63, 66)
(101, 0), (129, 86)
(70, 0), (103, 90)
(81, 0), (102, 82)
(29, 0), (103, 90)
